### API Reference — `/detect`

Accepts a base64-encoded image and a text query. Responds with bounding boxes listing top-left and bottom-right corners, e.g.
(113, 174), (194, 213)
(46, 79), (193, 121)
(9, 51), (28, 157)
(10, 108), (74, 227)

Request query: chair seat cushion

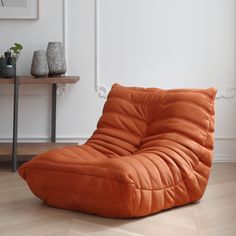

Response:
(19, 84), (216, 218)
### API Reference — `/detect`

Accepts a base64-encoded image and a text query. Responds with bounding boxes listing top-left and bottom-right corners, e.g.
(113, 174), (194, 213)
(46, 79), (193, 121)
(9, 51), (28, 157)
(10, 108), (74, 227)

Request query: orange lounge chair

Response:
(19, 84), (216, 218)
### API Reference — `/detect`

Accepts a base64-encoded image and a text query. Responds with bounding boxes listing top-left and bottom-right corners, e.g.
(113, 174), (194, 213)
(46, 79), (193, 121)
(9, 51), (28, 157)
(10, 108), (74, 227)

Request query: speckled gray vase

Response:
(46, 42), (66, 76)
(31, 50), (49, 77)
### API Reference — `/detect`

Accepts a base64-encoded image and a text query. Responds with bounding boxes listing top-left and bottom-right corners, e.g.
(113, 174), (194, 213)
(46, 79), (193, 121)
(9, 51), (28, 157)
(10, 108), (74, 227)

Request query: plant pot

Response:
(0, 58), (16, 78)
(0, 58), (3, 77)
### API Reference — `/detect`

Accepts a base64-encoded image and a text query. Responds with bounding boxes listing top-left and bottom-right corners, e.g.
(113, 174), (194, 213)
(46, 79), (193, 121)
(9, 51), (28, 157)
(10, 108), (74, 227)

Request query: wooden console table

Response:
(0, 76), (80, 172)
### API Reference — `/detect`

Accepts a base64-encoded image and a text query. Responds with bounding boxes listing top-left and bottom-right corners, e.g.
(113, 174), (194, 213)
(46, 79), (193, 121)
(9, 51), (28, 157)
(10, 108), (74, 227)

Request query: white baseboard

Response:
(0, 136), (235, 162)
(213, 155), (236, 162)
(0, 136), (88, 143)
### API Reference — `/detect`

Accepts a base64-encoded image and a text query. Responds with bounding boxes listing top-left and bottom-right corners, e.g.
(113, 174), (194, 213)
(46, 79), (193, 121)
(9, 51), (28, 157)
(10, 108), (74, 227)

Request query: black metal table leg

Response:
(12, 76), (19, 172)
(51, 84), (57, 143)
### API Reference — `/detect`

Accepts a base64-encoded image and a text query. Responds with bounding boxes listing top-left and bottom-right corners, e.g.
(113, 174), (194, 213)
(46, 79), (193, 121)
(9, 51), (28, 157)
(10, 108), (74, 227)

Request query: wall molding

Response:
(94, 0), (108, 98)
(0, 135), (235, 141)
(0, 94), (50, 97)
(0, 132), (235, 162)
(63, 0), (68, 68)
(94, 0), (236, 100)
(0, 136), (87, 142)
(214, 154), (236, 162)
(0, 136), (235, 162)
(216, 86), (236, 99)
(215, 136), (236, 140)
(55, 0), (70, 97)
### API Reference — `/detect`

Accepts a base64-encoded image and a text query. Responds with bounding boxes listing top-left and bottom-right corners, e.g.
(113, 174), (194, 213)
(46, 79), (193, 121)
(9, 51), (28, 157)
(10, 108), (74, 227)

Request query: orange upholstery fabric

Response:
(19, 84), (216, 218)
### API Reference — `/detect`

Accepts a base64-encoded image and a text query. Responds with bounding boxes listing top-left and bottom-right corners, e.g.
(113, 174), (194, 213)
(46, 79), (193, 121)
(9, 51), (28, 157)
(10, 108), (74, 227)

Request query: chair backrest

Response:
(87, 84), (216, 164)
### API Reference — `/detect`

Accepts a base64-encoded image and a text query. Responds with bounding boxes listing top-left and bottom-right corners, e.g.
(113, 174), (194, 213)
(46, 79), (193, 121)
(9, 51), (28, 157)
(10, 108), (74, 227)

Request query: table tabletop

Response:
(0, 76), (80, 84)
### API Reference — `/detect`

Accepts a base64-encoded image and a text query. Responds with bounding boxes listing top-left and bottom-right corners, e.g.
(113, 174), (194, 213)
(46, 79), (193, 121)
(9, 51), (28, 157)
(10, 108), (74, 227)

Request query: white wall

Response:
(0, 0), (236, 161)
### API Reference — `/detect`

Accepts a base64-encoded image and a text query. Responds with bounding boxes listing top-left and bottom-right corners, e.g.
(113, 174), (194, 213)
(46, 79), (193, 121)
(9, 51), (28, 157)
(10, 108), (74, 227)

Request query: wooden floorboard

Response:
(0, 163), (235, 236)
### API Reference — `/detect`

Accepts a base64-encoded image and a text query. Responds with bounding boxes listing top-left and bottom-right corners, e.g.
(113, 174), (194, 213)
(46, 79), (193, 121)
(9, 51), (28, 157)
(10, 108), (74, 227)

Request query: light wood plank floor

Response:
(0, 163), (235, 236)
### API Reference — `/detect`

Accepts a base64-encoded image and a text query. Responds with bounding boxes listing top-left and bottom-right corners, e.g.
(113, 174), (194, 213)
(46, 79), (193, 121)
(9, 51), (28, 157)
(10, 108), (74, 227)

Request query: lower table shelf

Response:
(0, 143), (78, 157)
(0, 76), (80, 171)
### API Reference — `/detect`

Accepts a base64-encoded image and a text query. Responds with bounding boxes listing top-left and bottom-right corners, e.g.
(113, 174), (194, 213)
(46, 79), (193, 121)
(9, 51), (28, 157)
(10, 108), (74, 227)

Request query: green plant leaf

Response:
(8, 43), (23, 63)
(9, 47), (18, 54)
(15, 43), (23, 50)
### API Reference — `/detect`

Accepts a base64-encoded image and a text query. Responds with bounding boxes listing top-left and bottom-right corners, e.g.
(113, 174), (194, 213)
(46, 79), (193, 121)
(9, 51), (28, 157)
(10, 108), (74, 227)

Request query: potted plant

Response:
(0, 43), (23, 78)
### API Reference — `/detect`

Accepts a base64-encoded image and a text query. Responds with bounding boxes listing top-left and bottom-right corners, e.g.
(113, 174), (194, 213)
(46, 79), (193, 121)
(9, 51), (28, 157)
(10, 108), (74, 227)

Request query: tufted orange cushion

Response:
(19, 84), (216, 218)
